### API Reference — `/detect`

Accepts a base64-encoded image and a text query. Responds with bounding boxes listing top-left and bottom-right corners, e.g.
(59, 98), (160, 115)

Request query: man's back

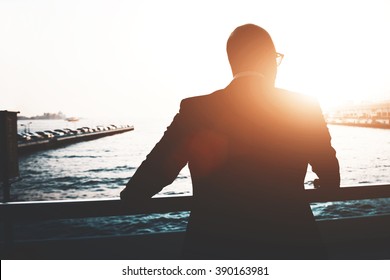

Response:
(177, 75), (339, 258)
(121, 24), (340, 259)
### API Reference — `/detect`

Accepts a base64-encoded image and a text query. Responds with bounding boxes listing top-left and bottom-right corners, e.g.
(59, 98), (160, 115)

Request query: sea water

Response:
(3, 117), (390, 240)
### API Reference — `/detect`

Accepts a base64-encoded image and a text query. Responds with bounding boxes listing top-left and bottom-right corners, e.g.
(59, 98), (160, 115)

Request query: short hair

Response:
(227, 24), (277, 79)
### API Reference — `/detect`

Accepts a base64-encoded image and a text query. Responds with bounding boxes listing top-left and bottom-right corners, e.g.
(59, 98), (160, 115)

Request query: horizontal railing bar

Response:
(0, 196), (193, 222)
(1, 184), (390, 222)
(307, 183), (390, 202)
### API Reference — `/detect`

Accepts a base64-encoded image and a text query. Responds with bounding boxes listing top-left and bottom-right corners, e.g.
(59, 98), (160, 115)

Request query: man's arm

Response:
(307, 100), (340, 190)
(120, 103), (190, 202)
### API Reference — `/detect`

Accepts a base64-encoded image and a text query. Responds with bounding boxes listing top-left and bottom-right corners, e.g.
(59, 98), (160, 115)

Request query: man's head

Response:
(227, 24), (277, 83)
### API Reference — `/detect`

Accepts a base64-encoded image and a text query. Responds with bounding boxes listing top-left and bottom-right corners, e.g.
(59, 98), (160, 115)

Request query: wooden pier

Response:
(17, 125), (134, 155)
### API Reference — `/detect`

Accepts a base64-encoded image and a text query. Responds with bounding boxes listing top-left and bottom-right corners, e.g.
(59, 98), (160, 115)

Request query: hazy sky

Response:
(1, 0), (389, 119)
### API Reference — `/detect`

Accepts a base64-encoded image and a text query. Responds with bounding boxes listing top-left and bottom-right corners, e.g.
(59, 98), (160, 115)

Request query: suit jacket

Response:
(121, 75), (340, 259)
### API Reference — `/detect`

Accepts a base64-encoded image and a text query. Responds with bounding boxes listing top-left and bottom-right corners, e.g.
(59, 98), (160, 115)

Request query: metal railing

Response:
(1, 183), (390, 259)
(1, 183), (390, 222)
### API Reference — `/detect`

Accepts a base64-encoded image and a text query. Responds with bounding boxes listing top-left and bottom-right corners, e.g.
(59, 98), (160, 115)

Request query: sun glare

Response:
(0, 0), (389, 117)
(276, 43), (388, 110)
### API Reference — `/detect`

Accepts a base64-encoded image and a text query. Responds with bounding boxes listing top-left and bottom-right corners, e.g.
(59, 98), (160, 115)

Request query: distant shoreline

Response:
(18, 117), (65, 121)
(327, 122), (390, 129)
(18, 112), (67, 121)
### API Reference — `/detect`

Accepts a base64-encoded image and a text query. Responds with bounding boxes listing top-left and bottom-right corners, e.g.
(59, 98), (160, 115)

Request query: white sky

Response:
(1, 0), (389, 119)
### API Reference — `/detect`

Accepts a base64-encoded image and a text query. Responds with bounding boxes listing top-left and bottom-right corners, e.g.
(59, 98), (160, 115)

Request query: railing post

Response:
(2, 213), (14, 259)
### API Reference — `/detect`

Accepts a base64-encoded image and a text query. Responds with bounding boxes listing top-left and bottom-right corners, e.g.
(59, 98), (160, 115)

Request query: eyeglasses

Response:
(276, 52), (284, 66)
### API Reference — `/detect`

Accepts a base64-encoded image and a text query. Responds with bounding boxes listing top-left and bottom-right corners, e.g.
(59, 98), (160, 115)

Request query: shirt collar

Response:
(233, 71), (265, 80)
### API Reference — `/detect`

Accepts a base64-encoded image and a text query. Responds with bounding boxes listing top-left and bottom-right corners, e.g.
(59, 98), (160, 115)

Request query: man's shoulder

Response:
(180, 89), (225, 109)
(275, 88), (315, 100)
(275, 88), (319, 107)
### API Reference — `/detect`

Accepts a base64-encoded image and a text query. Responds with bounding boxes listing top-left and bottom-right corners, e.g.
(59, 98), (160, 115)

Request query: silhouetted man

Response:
(121, 24), (340, 259)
